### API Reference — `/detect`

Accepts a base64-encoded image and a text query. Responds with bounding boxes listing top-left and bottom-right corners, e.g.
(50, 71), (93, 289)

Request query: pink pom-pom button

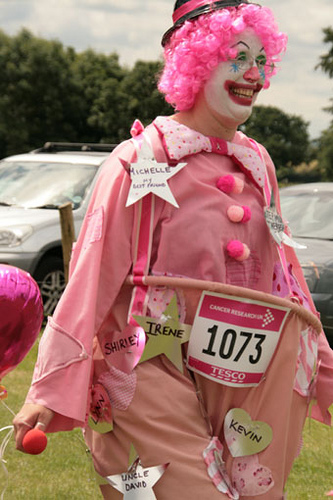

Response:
(217, 175), (244, 194)
(226, 240), (250, 261)
(241, 205), (251, 222)
(227, 205), (244, 222)
(233, 177), (245, 194)
(227, 205), (252, 223)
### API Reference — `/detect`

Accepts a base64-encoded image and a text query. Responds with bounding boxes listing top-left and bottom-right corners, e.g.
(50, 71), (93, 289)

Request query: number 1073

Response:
(202, 325), (266, 365)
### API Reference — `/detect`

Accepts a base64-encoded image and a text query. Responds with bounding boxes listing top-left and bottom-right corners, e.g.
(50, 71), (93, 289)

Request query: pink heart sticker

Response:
(100, 325), (146, 374)
(231, 455), (274, 497)
(89, 383), (113, 434)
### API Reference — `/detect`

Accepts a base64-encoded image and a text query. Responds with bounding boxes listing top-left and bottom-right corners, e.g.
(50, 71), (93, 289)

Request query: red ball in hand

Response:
(22, 428), (47, 455)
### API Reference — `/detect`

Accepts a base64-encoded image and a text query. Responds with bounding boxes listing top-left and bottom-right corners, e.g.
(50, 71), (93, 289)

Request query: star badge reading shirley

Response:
(134, 294), (192, 373)
(126, 138), (187, 208)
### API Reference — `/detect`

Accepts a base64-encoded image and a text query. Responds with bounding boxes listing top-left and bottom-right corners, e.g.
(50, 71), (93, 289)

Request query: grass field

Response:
(0, 337), (332, 499)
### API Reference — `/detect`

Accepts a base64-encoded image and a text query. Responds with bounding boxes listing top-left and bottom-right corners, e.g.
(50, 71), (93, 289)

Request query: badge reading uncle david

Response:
(126, 138), (187, 208)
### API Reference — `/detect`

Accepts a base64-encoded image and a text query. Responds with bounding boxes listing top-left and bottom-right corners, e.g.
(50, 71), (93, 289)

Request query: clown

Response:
(13, 1), (333, 499)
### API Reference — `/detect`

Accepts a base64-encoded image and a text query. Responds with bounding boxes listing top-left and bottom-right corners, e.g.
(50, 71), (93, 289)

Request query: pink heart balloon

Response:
(99, 325), (146, 374)
(0, 265), (43, 380)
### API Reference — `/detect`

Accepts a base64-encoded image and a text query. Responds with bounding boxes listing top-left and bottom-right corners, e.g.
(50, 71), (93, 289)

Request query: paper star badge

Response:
(105, 447), (168, 500)
(134, 294), (192, 373)
(126, 138), (187, 208)
(264, 190), (306, 249)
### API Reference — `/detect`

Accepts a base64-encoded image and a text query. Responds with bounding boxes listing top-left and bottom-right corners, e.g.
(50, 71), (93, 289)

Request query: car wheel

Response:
(34, 256), (66, 317)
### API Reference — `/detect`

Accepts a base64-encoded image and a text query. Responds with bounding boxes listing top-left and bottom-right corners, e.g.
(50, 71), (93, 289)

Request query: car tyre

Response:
(34, 256), (66, 318)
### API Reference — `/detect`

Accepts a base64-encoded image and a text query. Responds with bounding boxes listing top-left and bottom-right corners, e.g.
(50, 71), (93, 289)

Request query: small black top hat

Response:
(162, 0), (250, 46)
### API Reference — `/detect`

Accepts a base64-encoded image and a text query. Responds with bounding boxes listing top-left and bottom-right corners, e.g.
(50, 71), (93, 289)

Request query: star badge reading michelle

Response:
(134, 294), (192, 373)
(126, 138), (187, 208)
(105, 453), (168, 499)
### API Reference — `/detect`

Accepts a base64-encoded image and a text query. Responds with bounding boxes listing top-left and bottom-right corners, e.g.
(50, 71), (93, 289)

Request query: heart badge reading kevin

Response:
(224, 408), (273, 457)
(100, 325), (146, 374)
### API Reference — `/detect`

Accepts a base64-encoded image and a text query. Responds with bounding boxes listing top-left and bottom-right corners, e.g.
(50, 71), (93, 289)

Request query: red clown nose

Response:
(22, 429), (48, 455)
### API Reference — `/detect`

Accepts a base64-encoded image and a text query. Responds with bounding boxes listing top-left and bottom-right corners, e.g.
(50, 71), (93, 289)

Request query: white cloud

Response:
(0, 0), (331, 138)
(258, 0), (332, 138)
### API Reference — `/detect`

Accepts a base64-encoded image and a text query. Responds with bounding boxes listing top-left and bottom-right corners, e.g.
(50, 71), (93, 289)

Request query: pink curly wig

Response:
(158, 4), (287, 110)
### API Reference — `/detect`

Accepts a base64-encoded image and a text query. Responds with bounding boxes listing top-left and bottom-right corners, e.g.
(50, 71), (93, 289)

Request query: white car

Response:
(0, 142), (115, 316)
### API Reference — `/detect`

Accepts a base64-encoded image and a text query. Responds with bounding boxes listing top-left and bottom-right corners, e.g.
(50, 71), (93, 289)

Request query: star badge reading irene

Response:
(126, 138), (187, 207)
(134, 294), (192, 373)
(105, 450), (168, 500)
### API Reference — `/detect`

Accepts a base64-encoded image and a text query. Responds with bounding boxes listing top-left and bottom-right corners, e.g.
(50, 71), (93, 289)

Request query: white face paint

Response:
(204, 28), (267, 130)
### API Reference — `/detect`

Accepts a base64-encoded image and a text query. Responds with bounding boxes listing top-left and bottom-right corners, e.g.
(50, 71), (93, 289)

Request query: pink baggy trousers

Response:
(85, 278), (321, 500)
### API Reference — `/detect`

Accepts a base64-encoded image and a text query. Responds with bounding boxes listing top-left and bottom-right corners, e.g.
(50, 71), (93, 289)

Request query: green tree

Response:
(317, 26), (333, 77)
(316, 26), (333, 116)
(317, 125), (333, 180)
(0, 29), (172, 156)
(72, 49), (127, 143)
(239, 105), (310, 169)
(92, 60), (173, 142)
(120, 60), (172, 132)
(315, 26), (333, 179)
(0, 29), (83, 157)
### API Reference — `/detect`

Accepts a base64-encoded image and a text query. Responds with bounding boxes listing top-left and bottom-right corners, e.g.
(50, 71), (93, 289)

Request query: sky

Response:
(0, 0), (332, 139)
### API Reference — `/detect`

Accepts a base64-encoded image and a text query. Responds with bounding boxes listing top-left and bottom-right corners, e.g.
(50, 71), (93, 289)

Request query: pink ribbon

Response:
(172, 0), (215, 23)
(249, 138), (293, 295)
(127, 133), (156, 326)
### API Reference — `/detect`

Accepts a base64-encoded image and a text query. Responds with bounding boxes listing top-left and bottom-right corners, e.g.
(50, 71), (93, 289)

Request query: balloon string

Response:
(0, 425), (14, 500)
(1, 400), (16, 417)
(0, 399), (17, 498)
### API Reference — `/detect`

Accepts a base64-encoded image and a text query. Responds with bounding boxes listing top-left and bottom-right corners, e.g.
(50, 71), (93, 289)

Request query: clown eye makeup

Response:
(255, 54), (267, 69)
(236, 51), (247, 62)
(229, 49), (274, 76)
(229, 51), (248, 71)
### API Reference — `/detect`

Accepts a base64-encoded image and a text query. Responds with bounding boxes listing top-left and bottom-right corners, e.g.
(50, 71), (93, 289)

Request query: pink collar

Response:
(153, 116), (266, 189)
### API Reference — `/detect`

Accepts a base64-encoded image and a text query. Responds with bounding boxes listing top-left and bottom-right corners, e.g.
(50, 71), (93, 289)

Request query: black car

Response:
(280, 182), (333, 347)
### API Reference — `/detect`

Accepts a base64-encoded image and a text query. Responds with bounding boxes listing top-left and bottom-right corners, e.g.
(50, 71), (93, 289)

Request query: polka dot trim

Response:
(227, 142), (265, 188)
(154, 116), (211, 160)
(154, 117), (266, 190)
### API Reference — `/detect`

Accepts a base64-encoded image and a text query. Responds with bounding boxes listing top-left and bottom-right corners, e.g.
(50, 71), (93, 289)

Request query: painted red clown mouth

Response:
(225, 81), (263, 106)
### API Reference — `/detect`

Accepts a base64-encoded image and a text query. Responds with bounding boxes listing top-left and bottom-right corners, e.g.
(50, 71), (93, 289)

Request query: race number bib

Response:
(187, 292), (290, 387)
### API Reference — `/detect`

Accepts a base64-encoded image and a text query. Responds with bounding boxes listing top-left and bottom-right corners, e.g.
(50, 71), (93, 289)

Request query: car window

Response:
(281, 192), (333, 240)
(0, 160), (98, 209)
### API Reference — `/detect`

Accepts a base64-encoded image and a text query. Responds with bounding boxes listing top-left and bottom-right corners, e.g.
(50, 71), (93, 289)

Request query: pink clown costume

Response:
(24, 2), (333, 499)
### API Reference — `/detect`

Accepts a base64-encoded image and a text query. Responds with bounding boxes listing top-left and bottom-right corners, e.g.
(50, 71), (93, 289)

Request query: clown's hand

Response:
(13, 403), (54, 452)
